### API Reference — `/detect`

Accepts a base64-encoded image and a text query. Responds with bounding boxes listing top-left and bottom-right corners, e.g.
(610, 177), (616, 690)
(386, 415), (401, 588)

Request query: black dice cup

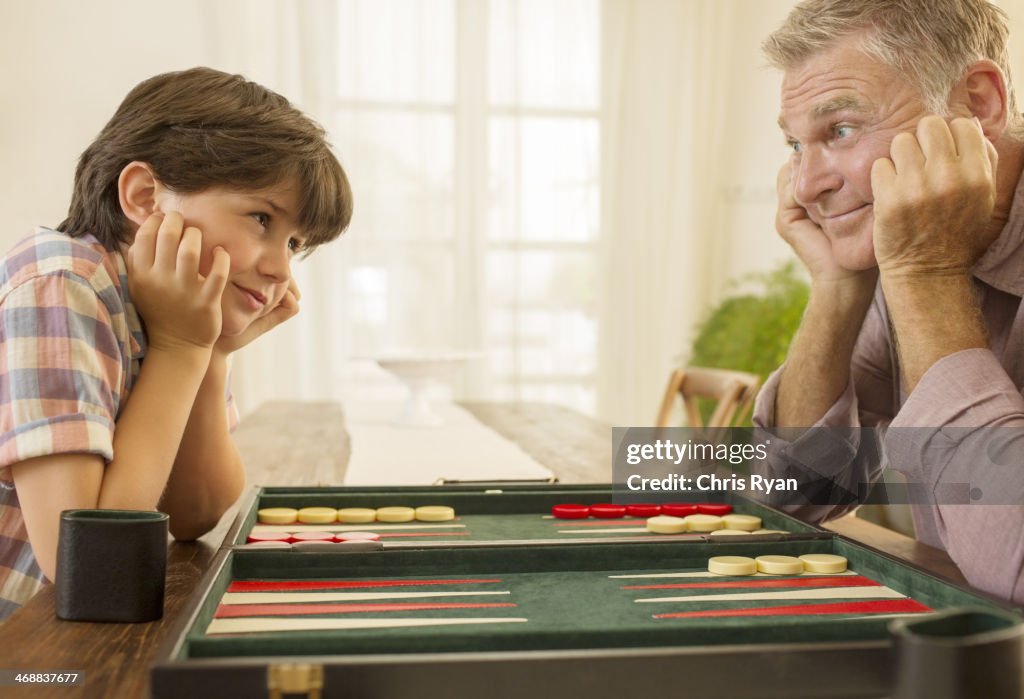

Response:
(890, 606), (1024, 699)
(55, 509), (169, 622)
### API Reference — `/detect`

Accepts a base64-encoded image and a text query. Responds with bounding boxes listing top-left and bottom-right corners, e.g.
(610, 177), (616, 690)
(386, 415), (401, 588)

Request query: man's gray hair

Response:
(764, 0), (1019, 130)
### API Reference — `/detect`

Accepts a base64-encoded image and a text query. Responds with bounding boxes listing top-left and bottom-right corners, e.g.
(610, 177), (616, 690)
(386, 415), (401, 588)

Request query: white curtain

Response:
(203, 0), (798, 421)
(8, 0), (1024, 425)
(200, 0), (349, 414)
(206, 0), (605, 417)
(597, 0), (739, 426)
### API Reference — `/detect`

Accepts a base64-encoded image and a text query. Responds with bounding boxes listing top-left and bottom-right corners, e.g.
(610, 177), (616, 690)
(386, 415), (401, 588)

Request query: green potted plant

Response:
(687, 261), (809, 426)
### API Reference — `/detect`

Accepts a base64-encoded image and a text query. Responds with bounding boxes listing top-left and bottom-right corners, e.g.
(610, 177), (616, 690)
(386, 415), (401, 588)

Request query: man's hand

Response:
(126, 212), (230, 353)
(214, 277), (301, 356)
(775, 164), (877, 288)
(772, 164), (880, 430)
(871, 115), (998, 278)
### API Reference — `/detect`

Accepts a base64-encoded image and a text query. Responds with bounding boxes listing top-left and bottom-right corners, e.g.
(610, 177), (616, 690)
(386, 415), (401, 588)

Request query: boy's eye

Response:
(288, 238), (305, 253)
(251, 212), (270, 227)
(787, 139), (801, 154)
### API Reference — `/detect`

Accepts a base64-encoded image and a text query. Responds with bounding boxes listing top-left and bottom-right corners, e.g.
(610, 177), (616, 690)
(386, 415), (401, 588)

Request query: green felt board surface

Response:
(180, 537), (1008, 661)
(231, 485), (821, 545)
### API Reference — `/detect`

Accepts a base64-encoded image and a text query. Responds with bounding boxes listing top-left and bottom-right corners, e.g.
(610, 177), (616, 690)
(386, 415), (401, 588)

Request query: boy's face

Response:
(156, 179), (306, 337)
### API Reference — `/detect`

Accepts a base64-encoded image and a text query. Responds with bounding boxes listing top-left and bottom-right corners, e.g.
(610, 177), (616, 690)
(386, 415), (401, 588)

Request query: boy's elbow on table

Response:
(167, 488), (244, 541)
(168, 514), (222, 542)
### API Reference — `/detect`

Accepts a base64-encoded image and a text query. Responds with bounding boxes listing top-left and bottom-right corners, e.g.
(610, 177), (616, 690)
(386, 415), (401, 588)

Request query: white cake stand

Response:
(374, 353), (479, 427)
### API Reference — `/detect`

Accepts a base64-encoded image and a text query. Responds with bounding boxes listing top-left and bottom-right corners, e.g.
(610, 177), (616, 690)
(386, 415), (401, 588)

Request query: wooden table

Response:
(0, 401), (966, 698)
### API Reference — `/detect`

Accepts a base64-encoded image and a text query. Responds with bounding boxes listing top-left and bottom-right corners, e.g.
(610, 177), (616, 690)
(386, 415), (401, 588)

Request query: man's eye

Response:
(834, 125), (853, 139)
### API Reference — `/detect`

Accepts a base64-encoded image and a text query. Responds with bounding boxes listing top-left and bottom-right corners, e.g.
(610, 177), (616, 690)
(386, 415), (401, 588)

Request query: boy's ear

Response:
(118, 161), (164, 227)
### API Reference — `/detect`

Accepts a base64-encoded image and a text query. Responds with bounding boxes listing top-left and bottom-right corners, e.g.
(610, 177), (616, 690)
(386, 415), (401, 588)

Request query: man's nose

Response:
(792, 146), (842, 207)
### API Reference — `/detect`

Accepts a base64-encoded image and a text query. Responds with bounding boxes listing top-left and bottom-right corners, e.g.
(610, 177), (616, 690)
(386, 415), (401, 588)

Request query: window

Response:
(333, 0), (600, 414)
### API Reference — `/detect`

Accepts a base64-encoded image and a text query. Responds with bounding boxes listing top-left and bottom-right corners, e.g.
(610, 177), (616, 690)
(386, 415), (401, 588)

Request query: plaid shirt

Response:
(0, 229), (236, 622)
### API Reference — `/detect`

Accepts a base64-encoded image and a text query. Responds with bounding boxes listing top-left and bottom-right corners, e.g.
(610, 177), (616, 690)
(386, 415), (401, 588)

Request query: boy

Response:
(0, 67), (353, 620)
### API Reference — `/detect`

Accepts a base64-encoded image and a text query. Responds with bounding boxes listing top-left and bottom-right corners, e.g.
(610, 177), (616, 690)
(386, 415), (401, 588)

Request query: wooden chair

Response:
(655, 367), (761, 429)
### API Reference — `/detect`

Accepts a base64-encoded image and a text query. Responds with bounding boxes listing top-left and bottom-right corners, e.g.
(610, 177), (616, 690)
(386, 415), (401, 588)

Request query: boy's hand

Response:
(126, 212), (230, 353)
(214, 277), (301, 356)
(871, 115), (998, 277)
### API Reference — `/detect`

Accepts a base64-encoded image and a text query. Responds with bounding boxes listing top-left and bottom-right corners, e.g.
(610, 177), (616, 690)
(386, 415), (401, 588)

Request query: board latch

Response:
(268, 663), (324, 699)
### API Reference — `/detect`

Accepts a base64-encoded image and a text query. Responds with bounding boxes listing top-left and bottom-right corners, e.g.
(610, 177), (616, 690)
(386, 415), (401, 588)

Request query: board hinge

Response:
(268, 663), (324, 699)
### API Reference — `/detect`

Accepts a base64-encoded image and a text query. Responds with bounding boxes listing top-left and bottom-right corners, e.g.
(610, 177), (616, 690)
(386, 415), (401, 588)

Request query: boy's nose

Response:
(258, 242), (291, 282)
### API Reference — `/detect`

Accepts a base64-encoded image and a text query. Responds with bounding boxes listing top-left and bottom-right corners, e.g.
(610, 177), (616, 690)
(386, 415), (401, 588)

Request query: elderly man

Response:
(753, 0), (1024, 603)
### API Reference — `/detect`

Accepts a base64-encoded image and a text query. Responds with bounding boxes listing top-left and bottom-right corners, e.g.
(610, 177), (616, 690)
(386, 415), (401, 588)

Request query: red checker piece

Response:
(589, 503), (626, 519)
(552, 504), (591, 519)
(625, 504), (662, 518)
(335, 532), (382, 542)
(661, 503), (699, 517)
(247, 531), (292, 544)
(290, 531), (336, 543)
(590, 504), (627, 519)
(697, 503), (733, 516)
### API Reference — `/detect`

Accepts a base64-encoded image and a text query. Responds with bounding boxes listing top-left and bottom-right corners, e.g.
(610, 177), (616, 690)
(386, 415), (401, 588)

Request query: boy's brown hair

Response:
(59, 67), (352, 252)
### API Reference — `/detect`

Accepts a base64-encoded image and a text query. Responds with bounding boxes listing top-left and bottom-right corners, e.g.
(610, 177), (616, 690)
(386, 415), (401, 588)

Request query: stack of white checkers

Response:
(258, 506), (456, 524)
(645, 513), (784, 535)
(708, 554), (849, 575)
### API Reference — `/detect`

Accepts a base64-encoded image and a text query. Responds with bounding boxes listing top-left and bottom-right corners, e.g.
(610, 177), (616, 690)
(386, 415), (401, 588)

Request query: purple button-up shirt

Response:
(754, 170), (1024, 604)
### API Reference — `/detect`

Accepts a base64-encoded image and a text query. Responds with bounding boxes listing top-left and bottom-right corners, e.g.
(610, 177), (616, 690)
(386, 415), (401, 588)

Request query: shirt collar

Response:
(973, 168), (1024, 296)
(112, 247), (146, 359)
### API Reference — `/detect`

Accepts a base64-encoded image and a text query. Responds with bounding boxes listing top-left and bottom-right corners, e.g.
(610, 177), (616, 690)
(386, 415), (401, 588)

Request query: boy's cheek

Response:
(269, 283), (290, 309)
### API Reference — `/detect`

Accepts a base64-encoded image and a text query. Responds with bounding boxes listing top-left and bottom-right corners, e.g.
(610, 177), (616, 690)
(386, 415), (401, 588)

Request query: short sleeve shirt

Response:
(0, 228), (238, 622)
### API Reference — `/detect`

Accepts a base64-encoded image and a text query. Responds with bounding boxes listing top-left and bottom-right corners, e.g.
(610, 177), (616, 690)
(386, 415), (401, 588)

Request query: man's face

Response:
(778, 36), (936, 271)
(156, 178), (306, 337)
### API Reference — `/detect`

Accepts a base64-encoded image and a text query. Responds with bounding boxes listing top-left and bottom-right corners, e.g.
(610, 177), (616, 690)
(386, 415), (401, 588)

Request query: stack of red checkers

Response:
(552, 502), (732, 520)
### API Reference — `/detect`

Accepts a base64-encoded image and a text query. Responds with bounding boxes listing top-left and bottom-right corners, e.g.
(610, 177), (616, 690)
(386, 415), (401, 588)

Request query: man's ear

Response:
(118, 161), (163, 227)
(959, 59), (1009, 140)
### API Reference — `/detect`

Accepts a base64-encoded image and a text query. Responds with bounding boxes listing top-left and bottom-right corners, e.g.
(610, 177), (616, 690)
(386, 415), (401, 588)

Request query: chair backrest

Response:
(655, 367), (761, 429)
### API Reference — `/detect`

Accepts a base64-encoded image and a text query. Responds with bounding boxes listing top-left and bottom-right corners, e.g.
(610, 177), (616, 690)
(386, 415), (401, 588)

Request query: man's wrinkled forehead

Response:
(775, 37), (895, 133)
(777, 94), (874, 132)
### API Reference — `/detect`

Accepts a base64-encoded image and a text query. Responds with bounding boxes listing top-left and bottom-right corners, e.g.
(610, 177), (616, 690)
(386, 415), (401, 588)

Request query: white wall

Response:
(0, 0), (212, 250)
(4, 0), (1024, 415)
(715, 1), (803, 289)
